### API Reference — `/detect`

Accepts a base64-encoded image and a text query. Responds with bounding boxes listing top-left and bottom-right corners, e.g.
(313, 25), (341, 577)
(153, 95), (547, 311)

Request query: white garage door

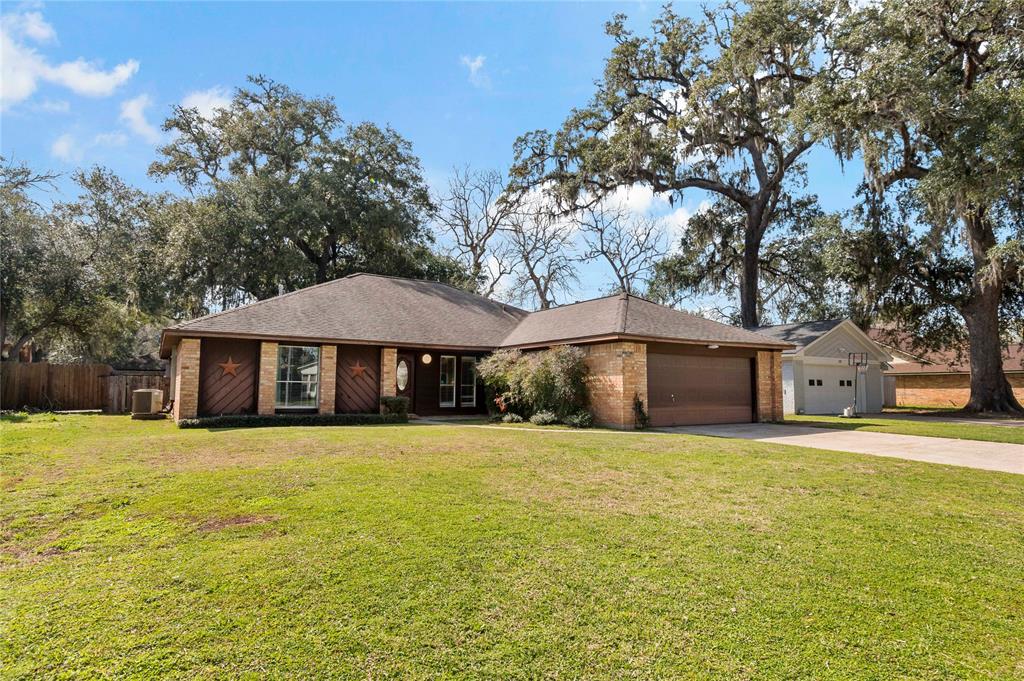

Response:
(803, 365), (864, 415)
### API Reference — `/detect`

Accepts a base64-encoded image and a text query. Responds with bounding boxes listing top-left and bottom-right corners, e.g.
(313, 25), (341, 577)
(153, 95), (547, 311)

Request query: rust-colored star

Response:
(217, 356), (241, 377)
(349, 360), (367, 378)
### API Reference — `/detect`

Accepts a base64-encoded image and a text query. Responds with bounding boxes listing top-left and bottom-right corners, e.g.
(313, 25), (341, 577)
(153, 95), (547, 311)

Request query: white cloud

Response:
(460, 54), (490, 89)
(50, 132), (78, 162)
(4, 10), (55, 43)
(181, 86), (230, 119)
(38, 98), (69, 112)
(46, 58), (138, 97)
(119, 94), (161, 143)
(1, 8), (138, 109)
(50, 130), (128, 163)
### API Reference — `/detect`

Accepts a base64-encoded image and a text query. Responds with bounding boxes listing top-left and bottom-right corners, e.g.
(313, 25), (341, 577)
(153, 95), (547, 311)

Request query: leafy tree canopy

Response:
(150, 75), (468, 311)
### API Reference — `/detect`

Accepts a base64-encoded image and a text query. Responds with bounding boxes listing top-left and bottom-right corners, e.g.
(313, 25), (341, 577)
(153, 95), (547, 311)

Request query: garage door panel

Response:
(648, 353), (754, 427)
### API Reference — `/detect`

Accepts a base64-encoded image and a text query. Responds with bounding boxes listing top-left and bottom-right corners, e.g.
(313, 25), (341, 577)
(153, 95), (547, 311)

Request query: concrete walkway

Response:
(664, 423), (1024, 475)
(872, 412), (1024, 428)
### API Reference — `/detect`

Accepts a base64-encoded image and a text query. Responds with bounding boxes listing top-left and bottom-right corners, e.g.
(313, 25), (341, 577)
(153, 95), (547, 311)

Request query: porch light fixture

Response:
(707, 344), (720, 349)
(421, 353), (432, 365)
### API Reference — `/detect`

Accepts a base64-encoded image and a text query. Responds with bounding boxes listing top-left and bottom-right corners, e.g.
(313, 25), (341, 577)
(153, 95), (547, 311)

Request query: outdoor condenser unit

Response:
(131, 389), (165, 420)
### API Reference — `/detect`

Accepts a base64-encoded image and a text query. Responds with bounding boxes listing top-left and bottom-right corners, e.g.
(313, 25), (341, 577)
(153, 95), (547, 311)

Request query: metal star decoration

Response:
(349, 360), (367, 378)
(217, 356), (241, 377)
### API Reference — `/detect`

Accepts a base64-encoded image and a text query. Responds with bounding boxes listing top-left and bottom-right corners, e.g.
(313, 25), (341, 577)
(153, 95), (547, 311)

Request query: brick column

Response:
(172, 338), (201, 421)
(258, 342), (279, 415)
(756, 350), (784, 422)
(582, 341), (647, 429)
(319, 345), (337, 414)
(379, 347), (397, 412)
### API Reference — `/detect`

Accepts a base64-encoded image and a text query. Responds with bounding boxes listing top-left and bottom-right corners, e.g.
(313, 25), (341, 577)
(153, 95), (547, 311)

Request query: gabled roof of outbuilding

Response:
(161, 275), (792, 357)
(747, 319), (845, 353)
(751, 318), (890, 361)
(500, 293), (792, 349)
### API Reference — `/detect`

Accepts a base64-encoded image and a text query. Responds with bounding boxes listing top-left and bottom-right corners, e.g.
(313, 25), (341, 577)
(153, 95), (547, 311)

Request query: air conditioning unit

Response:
(131, 389), (165, 420)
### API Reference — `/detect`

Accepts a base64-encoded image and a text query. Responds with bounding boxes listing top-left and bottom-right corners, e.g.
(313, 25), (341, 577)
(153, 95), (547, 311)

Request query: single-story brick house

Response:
(866, 331), (1024, 408)
(159, 274), (790, 427)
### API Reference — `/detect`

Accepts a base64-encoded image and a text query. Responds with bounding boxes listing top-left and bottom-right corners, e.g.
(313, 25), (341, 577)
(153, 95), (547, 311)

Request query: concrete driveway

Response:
(663, 423), (1024, 475)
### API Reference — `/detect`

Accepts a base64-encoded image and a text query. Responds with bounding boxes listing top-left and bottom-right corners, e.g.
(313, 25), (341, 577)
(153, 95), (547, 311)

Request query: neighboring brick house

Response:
(867, 332), (1024, 409)
(160, 273), (790, 427)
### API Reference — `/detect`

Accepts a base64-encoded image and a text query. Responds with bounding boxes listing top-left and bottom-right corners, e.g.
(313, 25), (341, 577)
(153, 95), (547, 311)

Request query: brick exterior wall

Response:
(379, 347), (397, 412)
(318, 345), (337, 414)
(756, 350), (785, 422)
(893, 373), (1024, 408)
(172, 338), (201, 422)
(582, 341), (648, 429)
(257, 341), (279, 415)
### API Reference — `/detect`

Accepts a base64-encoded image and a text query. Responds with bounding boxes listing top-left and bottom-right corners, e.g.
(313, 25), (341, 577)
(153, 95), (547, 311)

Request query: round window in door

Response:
(396, 359), (409, 391)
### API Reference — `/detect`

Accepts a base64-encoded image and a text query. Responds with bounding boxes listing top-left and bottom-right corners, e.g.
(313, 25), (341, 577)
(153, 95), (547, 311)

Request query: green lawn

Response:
(2, 415), (1023, 678)
(785, 413), (1024, 444)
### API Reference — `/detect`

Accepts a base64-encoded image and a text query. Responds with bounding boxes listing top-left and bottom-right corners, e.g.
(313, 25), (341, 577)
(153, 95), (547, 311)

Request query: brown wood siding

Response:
(647, 344), (755, 426)
(336, 345), (381, 413)
(406, 348), (488, 416)
(198, 338), (259, 416)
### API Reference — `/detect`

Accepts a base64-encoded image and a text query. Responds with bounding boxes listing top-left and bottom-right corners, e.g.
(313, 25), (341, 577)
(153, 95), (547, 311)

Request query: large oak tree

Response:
(808, 0), (1024, 413)
(510, 1), (828, 326)
(151, 76), (466, 307)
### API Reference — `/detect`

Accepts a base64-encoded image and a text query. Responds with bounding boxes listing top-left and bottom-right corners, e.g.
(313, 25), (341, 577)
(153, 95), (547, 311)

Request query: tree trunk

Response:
(739, 210), (762, 328)
(960, 210), (1023, 414)
(961, 301), (1022, 414)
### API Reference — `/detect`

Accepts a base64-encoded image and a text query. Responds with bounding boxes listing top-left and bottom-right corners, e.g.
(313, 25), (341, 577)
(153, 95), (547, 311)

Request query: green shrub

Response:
(178, 413), (406, 429)
(633, 393), (651, 430)
(529, 410), (559, 426)
(564, 411), (594, 428)
(502, 413), (524, 423)
(479, 345), (589, 420)
(379, 395), (410, 417)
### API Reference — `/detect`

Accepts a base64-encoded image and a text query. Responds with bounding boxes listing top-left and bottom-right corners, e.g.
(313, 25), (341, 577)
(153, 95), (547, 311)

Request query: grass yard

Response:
(2, 415), (1023, 678)
(784, 413), (1024, 444)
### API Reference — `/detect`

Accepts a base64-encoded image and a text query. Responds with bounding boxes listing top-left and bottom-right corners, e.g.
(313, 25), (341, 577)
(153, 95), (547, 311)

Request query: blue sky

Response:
(1, 1), (863, 305)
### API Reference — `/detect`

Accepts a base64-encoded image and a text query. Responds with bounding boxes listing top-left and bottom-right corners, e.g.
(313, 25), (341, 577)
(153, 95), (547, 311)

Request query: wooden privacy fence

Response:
(105, 371), (170, 414)
(0, 363), (169, 413)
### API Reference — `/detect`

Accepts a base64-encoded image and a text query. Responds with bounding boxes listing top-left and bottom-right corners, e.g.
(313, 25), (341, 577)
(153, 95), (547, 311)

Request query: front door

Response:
(396, 352), (415, 410)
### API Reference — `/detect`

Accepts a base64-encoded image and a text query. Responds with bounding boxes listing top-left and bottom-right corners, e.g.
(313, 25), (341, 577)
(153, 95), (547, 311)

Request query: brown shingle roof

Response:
(500, 293), (791, 348)
(162, 277), (791, 356)
(164, 273), (528, 350)
(747, 319), (846, 355)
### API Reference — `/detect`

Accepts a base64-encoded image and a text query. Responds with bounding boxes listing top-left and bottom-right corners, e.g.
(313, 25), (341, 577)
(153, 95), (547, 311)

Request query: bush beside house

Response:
(478, 346), (591, 427)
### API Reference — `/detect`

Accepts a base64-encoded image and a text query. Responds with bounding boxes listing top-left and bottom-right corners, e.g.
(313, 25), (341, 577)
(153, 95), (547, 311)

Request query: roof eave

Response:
(159, 327), (501, 356)
(501, 332), (794, 351)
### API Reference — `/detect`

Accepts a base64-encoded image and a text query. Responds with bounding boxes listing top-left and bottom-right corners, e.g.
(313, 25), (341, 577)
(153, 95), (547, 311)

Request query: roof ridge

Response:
(173, 276), (350, 329)
(749, 318), (845, 331)
(354, 272), (530, 315)
(175, 272), (529, 330)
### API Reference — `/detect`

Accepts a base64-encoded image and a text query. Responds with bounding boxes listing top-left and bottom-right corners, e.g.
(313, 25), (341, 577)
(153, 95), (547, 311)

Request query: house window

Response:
(439, 355), (456, 407)
(817, 379), (823, 386)
(396, 359), (409, 391)
(808, 378), (822, 387)
(460, 356), (477, 407)
(808, 379), (815, 386)
(276, 345), (320, 409)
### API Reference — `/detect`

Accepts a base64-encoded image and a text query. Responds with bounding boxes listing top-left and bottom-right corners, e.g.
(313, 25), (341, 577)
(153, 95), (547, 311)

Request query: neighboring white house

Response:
(750, 319), (892, 415)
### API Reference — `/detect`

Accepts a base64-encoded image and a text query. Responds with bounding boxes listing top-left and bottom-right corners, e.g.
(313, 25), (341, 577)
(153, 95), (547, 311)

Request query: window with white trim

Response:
(460, 356), (477, 407)
(276, 345), (320, 409)
(439, 355), (456, 407)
